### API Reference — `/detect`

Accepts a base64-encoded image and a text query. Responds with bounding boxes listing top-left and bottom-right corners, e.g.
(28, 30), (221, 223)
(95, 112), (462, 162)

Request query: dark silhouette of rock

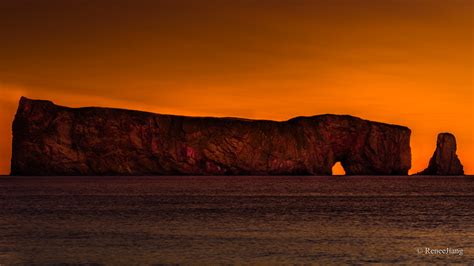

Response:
(417, 133), (464, 175)
(11, 97), (412, 176)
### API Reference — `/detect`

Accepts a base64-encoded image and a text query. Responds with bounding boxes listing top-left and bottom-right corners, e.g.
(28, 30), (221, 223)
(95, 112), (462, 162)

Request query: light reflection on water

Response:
(0, 176), (473, 264)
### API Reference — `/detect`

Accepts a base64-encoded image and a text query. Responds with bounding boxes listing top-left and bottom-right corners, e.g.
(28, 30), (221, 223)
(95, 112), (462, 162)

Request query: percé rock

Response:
(417, 133), (464, 175)
(11, 97), (411, 176)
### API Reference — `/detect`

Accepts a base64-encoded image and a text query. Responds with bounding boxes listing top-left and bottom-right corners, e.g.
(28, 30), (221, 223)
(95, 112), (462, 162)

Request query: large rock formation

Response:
(11, 97), (412, 176)
(417, 133), (464, 175)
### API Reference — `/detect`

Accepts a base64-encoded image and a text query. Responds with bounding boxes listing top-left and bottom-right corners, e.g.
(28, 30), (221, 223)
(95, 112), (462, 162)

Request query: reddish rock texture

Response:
(417, 133), (464, 175)
(11, 97), (411, 176)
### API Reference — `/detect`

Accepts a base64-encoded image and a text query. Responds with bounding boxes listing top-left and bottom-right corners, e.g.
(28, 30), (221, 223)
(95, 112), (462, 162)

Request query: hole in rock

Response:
(331, 161), (346, 176)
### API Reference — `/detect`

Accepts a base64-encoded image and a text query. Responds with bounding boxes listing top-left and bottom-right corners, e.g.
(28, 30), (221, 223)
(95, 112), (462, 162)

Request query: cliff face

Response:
(418, 133), (464, 175)
(11, 97), (411, 176)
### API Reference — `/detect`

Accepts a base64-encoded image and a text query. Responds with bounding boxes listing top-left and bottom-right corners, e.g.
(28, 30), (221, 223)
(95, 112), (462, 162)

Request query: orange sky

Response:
(0, 0), (472, 175)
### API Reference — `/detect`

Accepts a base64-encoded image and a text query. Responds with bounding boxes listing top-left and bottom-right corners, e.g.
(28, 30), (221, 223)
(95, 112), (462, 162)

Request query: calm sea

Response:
(1, 176), (473, 265)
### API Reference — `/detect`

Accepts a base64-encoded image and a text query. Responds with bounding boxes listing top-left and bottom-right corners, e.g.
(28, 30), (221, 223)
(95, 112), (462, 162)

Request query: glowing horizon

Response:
(1, 88), (471, 175)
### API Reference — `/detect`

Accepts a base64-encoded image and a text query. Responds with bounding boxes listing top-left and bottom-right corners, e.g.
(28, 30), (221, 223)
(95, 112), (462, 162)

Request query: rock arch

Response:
(331, 161), (346, 175)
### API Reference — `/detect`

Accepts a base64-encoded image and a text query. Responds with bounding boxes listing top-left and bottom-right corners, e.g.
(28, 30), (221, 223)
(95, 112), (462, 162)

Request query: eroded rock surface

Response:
(418, 133), (464, 175)
(11, 97), (412, 175)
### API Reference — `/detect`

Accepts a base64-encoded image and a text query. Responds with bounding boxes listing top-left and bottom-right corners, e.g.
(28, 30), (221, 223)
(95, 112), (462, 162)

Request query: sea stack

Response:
(11, 97), (412, 176)
(418, 133), (464, 175)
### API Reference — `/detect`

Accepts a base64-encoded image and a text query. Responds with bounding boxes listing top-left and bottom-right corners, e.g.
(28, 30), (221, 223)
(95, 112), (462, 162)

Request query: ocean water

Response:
(0, 176), (473, 265)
